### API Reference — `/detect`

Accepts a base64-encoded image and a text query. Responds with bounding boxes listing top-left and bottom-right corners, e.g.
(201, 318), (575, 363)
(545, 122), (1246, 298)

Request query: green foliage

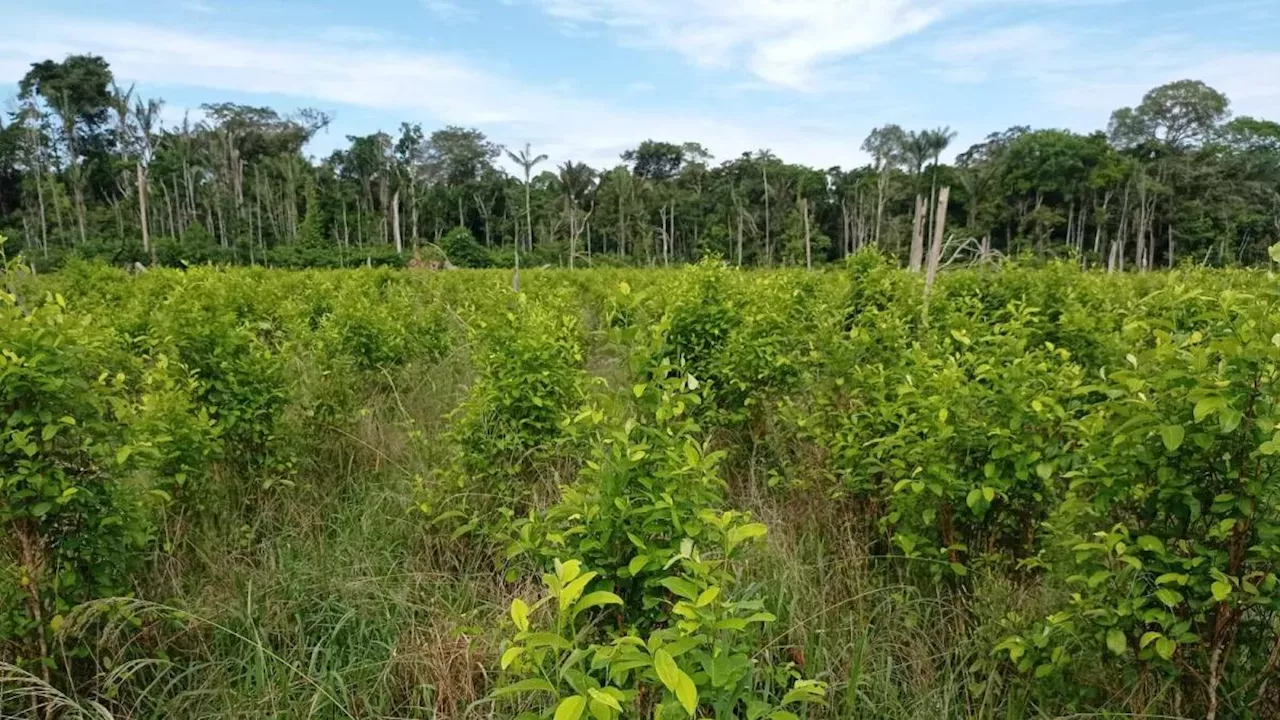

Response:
(0, 284), (195, 666)
(997, 279), (1280, 714)
(425, 291), (586, 539)
(441, 226), (491, 268)
(495, 558), (826, 720)
(5, 259), (1280, 720)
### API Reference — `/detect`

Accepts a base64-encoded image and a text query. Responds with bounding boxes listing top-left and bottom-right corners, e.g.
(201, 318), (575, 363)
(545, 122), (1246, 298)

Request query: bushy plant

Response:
(0, 279), (206, 669)
(997, 280), (1280, 717)
(441, 226), (491, 268)
(425, 291), (586, 538)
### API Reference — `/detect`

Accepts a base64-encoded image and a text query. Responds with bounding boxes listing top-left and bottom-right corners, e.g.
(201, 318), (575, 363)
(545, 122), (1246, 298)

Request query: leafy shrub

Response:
(0, 288), (200, 667)
(497, 369), (827, 719)
(998, 280), (1280, 717)
(441, 226), (491, 268)
(425, 291), (586, 538)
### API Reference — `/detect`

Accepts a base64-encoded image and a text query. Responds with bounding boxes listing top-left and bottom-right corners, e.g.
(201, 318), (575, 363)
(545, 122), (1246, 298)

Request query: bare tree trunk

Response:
(73, 183), (88, 245)
(356, 202), (364, 248)
(341, 201), (350, 248)
(46, 171), (66, 244)
(216, 200), (227, 248)
(841, 200), (851, 256)
(737, 206), (744, 267)
(802, 196), (813, 271)
(569, 205), (577, 269)
(474, 192), (493, 247)
(665, 202), (675, 266)
(762, 165), (772, 265)
(924, 187), (951, 306)
(411, 182), (419, 244)
(1066, 200), (1075, 255)
(873, 169), (888, 248)
(33, 169), (49, 253)
(137, 163), (153, 263)
(1094, 191), (1111, 257)
(1113, 180), (1131, 273)
(161, 180), (174, 242)
(391, 188), (403, 254)
(617, 184), (626, 260)
(909, 194), (927, 271)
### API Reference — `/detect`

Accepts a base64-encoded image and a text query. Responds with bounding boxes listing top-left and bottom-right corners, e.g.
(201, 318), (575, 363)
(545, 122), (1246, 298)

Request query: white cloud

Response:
(931, 24), (1064, 83)
(529, 0), (947, 90)
(421, 0), (475, 21)
(926, 23), (1280, 135)
(0, 16), (872, 168)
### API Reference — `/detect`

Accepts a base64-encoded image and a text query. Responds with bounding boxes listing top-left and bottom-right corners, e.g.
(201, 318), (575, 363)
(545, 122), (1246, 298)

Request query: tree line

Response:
(2, 53), (1279, 269)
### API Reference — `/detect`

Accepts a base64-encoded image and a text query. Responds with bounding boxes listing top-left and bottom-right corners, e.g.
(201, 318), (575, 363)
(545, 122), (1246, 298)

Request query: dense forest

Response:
(2, 53), (1279, 269)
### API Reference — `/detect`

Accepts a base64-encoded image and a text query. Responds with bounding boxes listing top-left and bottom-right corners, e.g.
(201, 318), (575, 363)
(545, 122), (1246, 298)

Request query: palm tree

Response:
(904, 131), (932, 270)
(504, 143), (547, 291)
(558, 160), (597, 268)
(922, 126), (957, 244)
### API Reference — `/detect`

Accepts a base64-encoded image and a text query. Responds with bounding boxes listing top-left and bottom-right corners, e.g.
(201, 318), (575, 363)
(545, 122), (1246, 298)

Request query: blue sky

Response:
(2, 0), (1278, 169)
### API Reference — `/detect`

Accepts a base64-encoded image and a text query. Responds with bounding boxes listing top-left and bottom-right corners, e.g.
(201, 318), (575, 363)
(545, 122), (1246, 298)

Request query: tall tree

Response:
(505, 143), (547, 290)
(19, 54), (115, 245)
(862, 124), (906, 250)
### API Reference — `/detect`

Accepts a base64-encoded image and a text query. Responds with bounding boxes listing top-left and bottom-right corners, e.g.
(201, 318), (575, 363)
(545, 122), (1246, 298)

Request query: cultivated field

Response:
(3, 254), (1280, 719)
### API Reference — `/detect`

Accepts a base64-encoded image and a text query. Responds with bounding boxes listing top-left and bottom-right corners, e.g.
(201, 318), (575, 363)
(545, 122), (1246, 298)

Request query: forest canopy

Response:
(2, 54), (1279, 269)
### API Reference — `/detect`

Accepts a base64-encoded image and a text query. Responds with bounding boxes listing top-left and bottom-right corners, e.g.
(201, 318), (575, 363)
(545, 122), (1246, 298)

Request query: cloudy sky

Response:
(2, 0), (1278, 168)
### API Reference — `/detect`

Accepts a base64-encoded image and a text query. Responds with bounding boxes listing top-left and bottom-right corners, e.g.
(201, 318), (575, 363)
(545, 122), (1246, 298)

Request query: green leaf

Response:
(522, 632), (573, 650)
(1155, 588), (1184, 607)
(654, 647), (699, 714)
(500, 646), (524, 669)
(1155, 637), (1176, 661)
(654, 649), (681, 691)
(588, 689), (622, 712)
(555, 695), (588, 720)
(695, 587), (720, 607)
(1106, 628), (1126, 656)
(674, 673), (698, 717)
(1194, 396), (1224, 423)
(1160, 425), (1185, 452)
(726, 522), (768, 551)
(781, 680), (827, 706)
(627, 555), (649, 576)
(511, 598), (530, 632)
(1136, 535), (1164, 553)
(966, 488), (982, 510)
(573, 591), (624, 617)
(559, 571), (599, 611)
(1211, 580), (1232, 602)
(658, 577), (699, 601)
(116, 446), (132, 465)
(491, 678), (557, 697)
